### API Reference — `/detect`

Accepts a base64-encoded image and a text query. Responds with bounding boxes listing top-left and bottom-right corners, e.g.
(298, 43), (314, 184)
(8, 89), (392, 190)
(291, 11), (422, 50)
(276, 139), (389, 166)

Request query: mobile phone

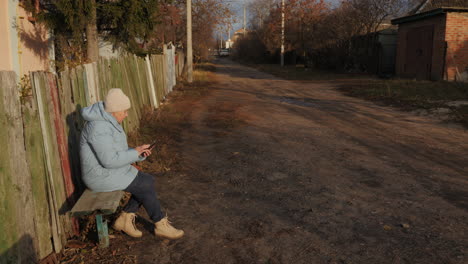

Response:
(147, 140), (157, 150)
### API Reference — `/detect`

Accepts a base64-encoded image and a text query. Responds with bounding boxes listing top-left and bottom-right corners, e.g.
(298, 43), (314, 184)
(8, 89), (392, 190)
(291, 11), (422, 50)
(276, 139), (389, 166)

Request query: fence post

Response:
(171, 45), (176, 87)
(151, 55), (166, 101)
(145, 55), (159, 108)
(163, 44), (168, 95)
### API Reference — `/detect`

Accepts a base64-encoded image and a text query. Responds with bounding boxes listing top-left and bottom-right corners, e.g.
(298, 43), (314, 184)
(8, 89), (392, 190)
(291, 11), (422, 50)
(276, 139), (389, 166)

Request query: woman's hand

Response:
(135, 144), (152, 157)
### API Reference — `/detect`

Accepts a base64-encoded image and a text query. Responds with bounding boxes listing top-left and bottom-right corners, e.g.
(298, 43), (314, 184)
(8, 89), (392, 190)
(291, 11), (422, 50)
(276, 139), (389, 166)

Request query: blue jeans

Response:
(123, 171), (164, 222)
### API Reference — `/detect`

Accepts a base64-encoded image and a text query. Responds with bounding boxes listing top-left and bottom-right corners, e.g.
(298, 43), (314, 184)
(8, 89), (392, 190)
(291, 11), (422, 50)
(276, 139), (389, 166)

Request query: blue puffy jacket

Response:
(79, 102), (145, 192)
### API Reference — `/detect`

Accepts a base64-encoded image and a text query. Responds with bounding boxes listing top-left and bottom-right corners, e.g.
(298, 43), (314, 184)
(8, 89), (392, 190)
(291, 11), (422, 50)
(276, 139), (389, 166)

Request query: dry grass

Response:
(251, 62), (468, 127)
(340, 79), (468, 126)
(341, 79), (468, 104)
(247, 63), (367, 81)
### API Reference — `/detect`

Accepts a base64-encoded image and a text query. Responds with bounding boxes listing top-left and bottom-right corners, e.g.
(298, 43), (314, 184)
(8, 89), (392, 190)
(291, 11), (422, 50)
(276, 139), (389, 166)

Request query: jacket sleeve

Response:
(87, 128), (142, 169)
(135, 150), (147, 162)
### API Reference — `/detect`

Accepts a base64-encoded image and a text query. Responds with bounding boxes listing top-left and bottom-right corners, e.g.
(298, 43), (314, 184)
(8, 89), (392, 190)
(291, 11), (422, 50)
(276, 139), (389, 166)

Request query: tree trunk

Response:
(86, 0), (99, 62)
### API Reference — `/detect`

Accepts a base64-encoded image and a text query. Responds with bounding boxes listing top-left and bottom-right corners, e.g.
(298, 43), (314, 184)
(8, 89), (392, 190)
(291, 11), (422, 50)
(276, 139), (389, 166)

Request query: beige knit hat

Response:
(104, 88), (131, 112)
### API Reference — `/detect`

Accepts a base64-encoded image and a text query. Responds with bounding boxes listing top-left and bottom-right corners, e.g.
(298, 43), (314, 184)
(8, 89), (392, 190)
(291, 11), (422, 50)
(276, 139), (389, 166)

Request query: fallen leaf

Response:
(401, 223), (410, 229)
(66, 240), (87, 249)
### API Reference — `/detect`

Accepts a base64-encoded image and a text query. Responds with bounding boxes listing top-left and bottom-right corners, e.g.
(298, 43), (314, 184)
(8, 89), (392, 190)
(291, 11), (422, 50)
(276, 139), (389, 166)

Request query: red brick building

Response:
(392, 7), (468, 81)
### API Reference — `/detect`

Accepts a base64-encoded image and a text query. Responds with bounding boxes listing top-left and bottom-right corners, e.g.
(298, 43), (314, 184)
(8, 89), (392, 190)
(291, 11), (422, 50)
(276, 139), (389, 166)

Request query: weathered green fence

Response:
(0, 49), (183, 263)
(0, 71), (38, 263)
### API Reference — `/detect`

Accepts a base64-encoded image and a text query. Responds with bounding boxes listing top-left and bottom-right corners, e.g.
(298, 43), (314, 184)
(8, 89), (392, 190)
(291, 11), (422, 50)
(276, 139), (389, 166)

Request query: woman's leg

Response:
(123, 196), (140, 213)
(123, 171), (164, 222)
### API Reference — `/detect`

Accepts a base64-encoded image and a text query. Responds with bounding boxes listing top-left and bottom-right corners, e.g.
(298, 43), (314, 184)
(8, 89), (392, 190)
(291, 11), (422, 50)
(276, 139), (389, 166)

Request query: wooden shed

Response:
(392, 7), (468, 81)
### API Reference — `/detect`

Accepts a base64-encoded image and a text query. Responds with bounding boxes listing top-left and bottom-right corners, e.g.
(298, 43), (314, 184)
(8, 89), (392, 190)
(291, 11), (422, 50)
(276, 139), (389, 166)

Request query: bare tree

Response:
(248, 0), (276, 30)
(86, 0), (99, 62)
(235, 0), (413, 69)
(348, 0), (406, 36)
(286, 0), (328, 65)
(179, 0), (234, 61)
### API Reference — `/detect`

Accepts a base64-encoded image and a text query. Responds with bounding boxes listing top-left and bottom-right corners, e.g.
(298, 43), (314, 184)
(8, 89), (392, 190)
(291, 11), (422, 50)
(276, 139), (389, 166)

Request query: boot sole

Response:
(113, 225), (143, 238)
(118, 231), (143, 238)
(112, 225), (123, 231)
(155, 232), (184, 240)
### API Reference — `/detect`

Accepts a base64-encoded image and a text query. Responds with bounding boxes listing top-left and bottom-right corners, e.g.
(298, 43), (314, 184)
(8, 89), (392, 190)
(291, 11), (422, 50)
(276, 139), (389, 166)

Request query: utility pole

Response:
(187, 0), (193, 83)
(243, 0), (246, 37)
(219, 32), (223, 49)
(281, 0), (285, 67)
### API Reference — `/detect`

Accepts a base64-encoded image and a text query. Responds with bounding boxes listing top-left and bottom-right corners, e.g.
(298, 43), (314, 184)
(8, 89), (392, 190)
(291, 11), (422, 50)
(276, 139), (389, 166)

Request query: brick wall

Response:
(445, 12), (468, 81)
(395, 14), (446, 80)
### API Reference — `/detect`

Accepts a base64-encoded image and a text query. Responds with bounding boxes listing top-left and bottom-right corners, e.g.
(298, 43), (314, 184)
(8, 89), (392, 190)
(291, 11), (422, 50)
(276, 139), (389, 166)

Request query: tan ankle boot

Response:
(154, 217), (184, 239)
(113, 212), (142, 238)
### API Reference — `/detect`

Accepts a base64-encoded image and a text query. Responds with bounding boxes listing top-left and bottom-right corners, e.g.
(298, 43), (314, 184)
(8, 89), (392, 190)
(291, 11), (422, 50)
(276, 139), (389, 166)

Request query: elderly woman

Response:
(79, 88), (183, 239)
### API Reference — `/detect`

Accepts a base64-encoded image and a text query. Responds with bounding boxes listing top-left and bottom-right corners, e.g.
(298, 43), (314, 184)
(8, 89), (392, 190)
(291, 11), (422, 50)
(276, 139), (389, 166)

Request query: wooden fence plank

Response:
(145, 55), (158, 108)
(118, 56), (137, 132)
(46, 73), (75, 203)
(45, 73), (81, 236)
(151, 55), (166, 103)
(97, 58), (110, 100)
(0, 71), (37, 263)
(41, 73), (74, 239)
(136, 56), (151, 107)
(71, 66), (88, 108)
(0, 72), (21, 263)
(59, 72), (86, 195)
(84, 63), (100, 104)
(21, 81), (54, 259)
(3, 72), (38, 263)
(170, 46), (176, 89)
(163, 46), (169, 95)
(31, 72), (64, 253)
(133, 56), (145, 108)
(4, 77), (37, 254)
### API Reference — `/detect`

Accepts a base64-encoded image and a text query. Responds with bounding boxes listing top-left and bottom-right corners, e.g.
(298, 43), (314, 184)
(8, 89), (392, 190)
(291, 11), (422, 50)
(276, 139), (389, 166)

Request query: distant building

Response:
(0, 0), (55, 75)
(232, 28), (248, 44)
(392, 7), (468, 81)
(99, 38), (123, 59)
(225, 39), (234, 49)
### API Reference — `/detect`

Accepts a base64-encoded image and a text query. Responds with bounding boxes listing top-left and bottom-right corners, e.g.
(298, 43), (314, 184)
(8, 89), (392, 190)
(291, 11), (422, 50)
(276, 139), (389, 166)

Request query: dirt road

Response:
(89, 59), (467, 264)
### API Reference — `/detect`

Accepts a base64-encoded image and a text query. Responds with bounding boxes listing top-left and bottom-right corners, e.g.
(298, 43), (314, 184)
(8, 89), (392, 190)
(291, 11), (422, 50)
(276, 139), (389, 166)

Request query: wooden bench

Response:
(71, 189), (124, 248)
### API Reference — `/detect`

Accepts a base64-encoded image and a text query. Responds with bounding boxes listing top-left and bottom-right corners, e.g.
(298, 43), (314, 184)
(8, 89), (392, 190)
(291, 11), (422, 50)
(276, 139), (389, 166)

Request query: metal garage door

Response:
(404, 25), (434, 80)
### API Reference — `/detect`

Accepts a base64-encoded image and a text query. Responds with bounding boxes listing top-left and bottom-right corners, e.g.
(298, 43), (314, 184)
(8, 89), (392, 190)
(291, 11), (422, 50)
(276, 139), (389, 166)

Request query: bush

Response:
(231, 33), (272, 63)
